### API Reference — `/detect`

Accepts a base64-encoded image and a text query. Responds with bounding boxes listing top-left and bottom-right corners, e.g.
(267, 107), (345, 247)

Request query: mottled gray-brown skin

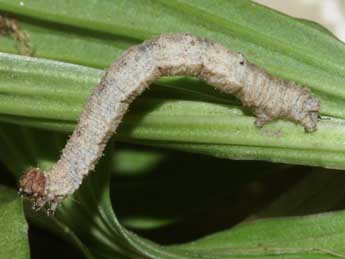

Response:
(19, 33), (320, 213)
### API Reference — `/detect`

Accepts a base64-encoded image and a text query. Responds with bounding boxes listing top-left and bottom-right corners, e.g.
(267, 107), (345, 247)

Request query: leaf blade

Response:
(0, 185), (30, 259)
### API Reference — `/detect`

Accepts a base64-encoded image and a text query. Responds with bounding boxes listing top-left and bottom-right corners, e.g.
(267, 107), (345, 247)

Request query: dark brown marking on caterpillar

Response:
(18, 33), (320, 214)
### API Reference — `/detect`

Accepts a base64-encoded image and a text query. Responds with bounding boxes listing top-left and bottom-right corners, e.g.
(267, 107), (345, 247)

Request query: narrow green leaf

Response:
(1, 0), (345, 119)
(0, 0), (345, 119)
(174, 210), (345, 258)
(0, 16), (134, 68)
(0, 185), (30, 259)
(0, 53), (345, 169)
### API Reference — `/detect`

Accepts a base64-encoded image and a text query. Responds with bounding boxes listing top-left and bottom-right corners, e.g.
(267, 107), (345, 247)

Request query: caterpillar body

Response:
(19, 33), (320, 213)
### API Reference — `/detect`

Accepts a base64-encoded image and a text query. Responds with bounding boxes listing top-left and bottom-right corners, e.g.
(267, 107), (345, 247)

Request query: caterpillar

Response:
(18, 33), (320, 214)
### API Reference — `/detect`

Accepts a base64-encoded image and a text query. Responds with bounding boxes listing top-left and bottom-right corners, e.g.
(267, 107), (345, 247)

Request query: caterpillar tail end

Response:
(19, 168), (58, 215)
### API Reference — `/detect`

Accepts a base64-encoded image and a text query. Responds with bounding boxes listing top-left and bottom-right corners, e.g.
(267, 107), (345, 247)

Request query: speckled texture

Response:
(19, 33), (320, 213)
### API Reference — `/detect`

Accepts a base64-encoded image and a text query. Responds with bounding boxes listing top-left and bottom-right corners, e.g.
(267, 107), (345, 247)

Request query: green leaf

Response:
(0, 185), (30, 259)
(2, 1), (345, 259)
(174, 210), (345, 258)
(0, 52), (345, 169)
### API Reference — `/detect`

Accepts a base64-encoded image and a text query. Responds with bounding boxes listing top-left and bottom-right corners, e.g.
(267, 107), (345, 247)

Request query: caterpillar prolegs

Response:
(19, 33), (320, 214)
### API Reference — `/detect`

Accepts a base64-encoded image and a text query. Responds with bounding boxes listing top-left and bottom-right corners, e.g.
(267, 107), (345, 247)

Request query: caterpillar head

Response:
(19, 168), (58, 215)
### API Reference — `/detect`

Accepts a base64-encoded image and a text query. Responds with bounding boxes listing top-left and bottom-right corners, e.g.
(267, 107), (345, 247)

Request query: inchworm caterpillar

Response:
(18, 33), (320, 214)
